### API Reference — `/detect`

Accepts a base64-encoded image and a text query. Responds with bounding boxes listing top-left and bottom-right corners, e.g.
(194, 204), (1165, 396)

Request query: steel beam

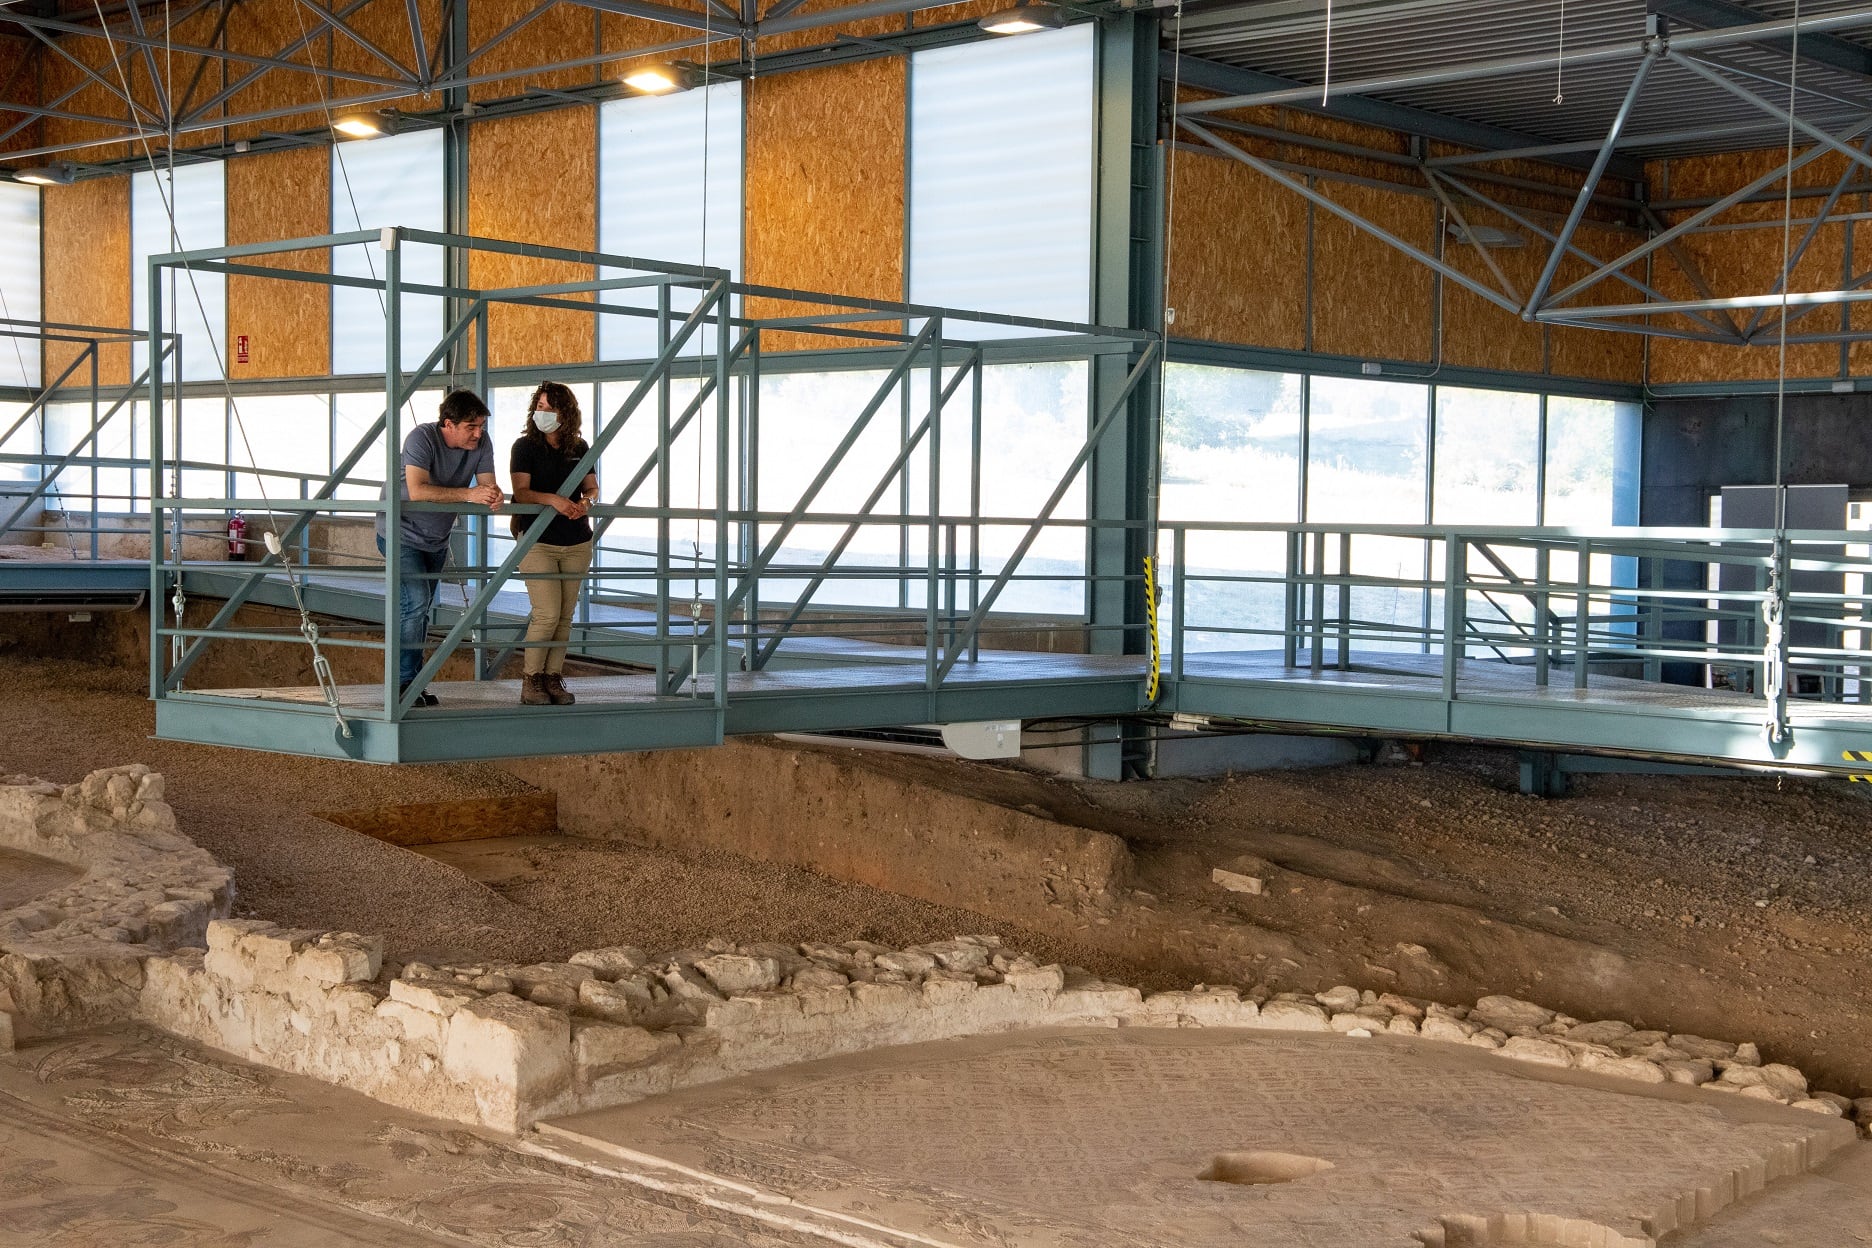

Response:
(1649, 0), (1872, 79)
(1176, 9), (1872, 115)
(1181, 120), (1526, 317)
(1524, 54), (1656, 317)
(1669, 52), (1872, 181)
(1541, 116), (1872, 309)
(1166, 52), (1645, 182)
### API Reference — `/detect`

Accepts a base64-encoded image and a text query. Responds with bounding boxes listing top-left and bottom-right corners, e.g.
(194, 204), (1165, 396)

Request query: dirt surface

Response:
(850, 745), (1872, 1097)
(9, 647), (1871, 1097)
(0, 656), (1143, 979)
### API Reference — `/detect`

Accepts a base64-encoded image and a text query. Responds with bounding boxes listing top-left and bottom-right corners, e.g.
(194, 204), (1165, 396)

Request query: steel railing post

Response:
(1575, 537), (1591, 691)
(1337, 529), (1351, 669)
(1443, 535), (1465, 700)
(1172, 525), (1187, 684)
(1535, 544), (1551, 688)
(1309, 529), (1326, 674)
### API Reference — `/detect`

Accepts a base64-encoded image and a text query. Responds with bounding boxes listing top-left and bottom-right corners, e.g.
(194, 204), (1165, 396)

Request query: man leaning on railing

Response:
(375, 389), (503, 707)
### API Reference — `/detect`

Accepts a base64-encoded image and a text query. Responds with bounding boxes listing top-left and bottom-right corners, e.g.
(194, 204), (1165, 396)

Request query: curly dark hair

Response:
(519, 381), (586, 455)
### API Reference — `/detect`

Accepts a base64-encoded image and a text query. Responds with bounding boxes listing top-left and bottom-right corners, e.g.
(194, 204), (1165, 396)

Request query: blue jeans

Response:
(377, 535), (449, 687)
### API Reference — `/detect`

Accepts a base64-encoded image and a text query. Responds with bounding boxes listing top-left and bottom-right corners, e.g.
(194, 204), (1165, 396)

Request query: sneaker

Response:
(544, 673), (576, 706)
(521, 674), (551, 706)
(399, 685), (439, 709)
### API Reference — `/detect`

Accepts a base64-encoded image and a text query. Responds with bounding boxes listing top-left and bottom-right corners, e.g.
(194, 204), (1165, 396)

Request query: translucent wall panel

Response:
(598, 85), (742, 362)
(973, 362), (1087, 616)
(1160, 364), (1301, 652)
(0, 401), (28, 481)
(909, 25), (1094, 333)
(133, 163), (226, 381)
(1308, 376), (1428, 651)
(230, 394), (331, 499)
(756, 369), (910, 610)
(333, 391), (393, 501)
(1432, 386), (1538, 525)
(1545, 396), (1640, 528)
(178, 397), (227, 499)
(332, 130), (445, 375)
(0, 183), (41, 388)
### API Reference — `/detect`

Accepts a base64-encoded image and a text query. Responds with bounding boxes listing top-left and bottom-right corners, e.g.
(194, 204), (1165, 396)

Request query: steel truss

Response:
(1173, 6), (1872, 349)
(0, 0), (1045, 165)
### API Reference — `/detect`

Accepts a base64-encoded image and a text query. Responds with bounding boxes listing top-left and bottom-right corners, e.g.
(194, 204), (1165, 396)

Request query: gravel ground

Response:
(0, 655), (1144, 978)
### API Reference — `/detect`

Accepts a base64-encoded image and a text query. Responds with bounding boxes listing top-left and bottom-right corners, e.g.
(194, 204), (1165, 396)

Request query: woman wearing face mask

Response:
(510, 381), (599, 706)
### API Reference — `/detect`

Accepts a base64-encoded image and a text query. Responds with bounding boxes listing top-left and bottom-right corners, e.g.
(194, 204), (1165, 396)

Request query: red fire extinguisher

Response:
(227, 514), (247, 559)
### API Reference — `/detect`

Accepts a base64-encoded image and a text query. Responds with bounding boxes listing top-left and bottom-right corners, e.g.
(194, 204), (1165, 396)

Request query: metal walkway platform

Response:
(155, 651), (1147, 764)
(1171, 650), (1872, 775)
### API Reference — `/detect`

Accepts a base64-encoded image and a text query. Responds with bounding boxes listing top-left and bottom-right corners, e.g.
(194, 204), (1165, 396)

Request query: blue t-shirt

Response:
(375, 422), (496, 553)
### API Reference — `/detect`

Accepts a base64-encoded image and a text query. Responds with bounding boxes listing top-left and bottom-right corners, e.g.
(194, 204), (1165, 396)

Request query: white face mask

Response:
(532, 408), (561, 435)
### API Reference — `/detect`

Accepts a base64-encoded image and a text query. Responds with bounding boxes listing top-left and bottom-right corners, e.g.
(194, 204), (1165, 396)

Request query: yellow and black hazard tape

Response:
(1844, 750), (1872, 781)
(1143, 554), (1161, 705)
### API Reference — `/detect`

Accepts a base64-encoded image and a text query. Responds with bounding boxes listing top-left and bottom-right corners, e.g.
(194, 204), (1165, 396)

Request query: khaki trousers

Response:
(518, 540), (593, 675)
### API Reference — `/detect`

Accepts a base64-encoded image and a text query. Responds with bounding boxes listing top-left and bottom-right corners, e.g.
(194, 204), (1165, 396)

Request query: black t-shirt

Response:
(510, 435), (594, 546)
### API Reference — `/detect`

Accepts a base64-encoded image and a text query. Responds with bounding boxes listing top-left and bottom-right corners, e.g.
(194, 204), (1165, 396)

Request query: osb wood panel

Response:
(757, 0), (903, 53)
(1546, 223), (1643, 384)
(470, 0), (597, 102)
(40, 31), (139, 163)
(1649, 147), (1854, 203)
(43, 178), (131, 385)
(1436, 198), (1543, 375)
(224, 0), (332, 141)
(1648, 200), (1844, 383)
(334, 0), (441, 88)
(1310, 180), (1433, 362)
(1175, 90), (1420, 194)
(466, 109), (598, 369)
(913, 0), (997, 25)
(226, 147), (331, 379)
(0, 36), (38, 155)
(1165, 145), (1305, 350)
(744, 60), (905, 352)
(1848, 213), (1872, 377)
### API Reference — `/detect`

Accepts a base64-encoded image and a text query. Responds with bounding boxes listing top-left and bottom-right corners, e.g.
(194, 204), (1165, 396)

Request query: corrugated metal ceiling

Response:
(1175, 0), (1872, 159)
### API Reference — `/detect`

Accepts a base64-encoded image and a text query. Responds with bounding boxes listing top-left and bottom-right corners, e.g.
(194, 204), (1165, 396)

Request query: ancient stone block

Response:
(1470, 995), (1556, 1037)
(443, 994), (573, 1127)
(1258, 999), (1331, 1031)
(695, 953), (781, 995)
(377, 998), (446, 1049)
(388, 977), (481, 1016)
(1004, 964), (1065, 995)
(569, 947), (647, 979)
(296, 933), (383, 986)
(576, 978), (643, 1023)
(1497, 1037), (1576, 1068)
(574, 1020), (673, 1070)
(1415, 1017), (1475, 1047)
(1315, 985), (1360, 1012)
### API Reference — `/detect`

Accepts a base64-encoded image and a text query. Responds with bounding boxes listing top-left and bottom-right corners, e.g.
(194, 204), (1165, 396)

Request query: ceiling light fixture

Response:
(13, 164), (73, 186)
(332, 110), (398, 139)
(623, 63), (697, 95)
(978, 3), (1065, 34)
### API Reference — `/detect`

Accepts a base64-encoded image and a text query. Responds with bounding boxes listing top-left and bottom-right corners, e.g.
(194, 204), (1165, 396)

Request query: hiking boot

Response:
(521, 673), (551, 705)
(544, 673), (575, 706)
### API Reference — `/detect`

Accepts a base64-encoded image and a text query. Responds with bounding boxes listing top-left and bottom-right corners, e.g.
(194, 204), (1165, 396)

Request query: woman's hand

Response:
(554, 495), (589, 520)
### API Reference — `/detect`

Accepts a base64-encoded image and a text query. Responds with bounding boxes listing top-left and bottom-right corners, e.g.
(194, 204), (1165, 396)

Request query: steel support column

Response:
(1085, 11), (1160, 780)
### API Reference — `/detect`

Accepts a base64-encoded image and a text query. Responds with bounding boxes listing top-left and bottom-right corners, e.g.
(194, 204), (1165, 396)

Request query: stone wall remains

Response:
(0, 765), (233, 1043)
